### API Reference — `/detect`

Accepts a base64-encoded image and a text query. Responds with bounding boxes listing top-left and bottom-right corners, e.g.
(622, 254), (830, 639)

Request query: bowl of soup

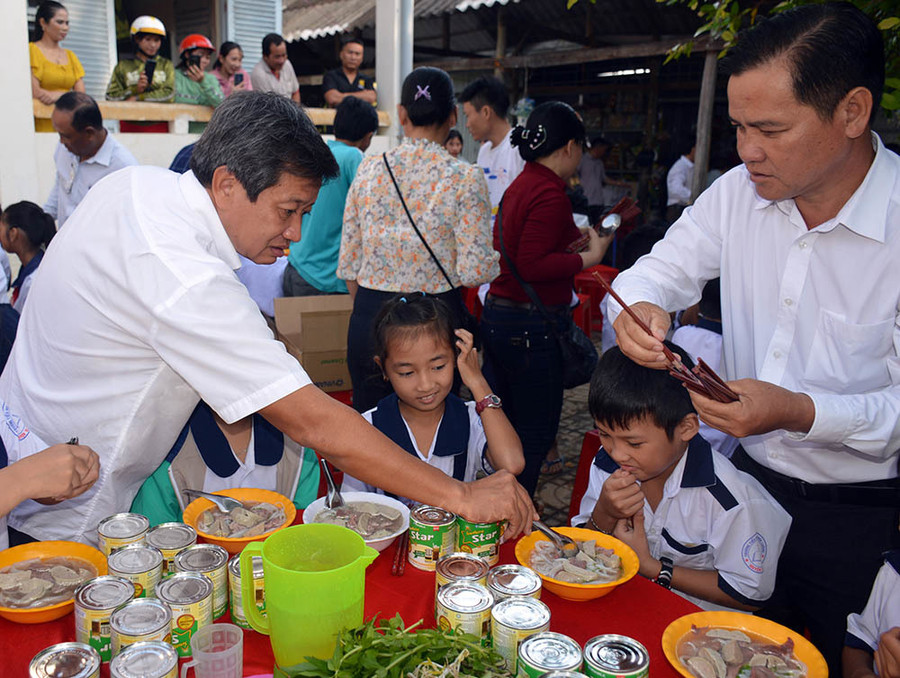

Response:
(0, 540), (107, 623)
(182, 488), (296, 554)
(302, 492), (409, 552)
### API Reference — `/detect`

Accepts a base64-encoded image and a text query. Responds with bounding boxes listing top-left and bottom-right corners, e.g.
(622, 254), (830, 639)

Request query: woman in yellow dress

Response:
(29, 1), (85, 132)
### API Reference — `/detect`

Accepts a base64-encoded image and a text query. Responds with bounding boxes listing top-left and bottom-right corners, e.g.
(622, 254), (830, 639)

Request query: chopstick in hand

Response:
(590, 271), (738, 403)
(391, 531), (408, 576)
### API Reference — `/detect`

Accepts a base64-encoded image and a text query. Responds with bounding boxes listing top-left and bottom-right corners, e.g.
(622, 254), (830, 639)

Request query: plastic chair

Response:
(573, 265), (619, 333)
(573, 293), (592, 335)
(568, 430), (601, 524)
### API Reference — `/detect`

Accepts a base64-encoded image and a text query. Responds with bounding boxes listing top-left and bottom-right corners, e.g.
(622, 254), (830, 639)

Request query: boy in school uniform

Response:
(844, 550), (900, 678)
(572, 344), (791, 611)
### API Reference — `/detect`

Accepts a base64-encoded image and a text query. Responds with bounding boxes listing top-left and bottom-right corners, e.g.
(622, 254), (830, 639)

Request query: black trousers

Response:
(731, 448), (900, 677)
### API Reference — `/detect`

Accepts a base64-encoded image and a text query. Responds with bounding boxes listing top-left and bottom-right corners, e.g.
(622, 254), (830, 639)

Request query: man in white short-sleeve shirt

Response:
(1, 92), (533, 546)
(608, 5), (900, 671)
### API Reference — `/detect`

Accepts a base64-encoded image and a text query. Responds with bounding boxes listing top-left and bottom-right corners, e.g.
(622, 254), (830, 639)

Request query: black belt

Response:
(733, 447), (900, 508)
(485, 294), (570, 314)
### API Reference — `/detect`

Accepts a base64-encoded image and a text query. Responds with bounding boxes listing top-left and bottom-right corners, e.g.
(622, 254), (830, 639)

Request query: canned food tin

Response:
(517, 633), (584, 678)
(174, 543), (229, 618)
(582, 635), (649, 678)
(408, 505), (457, 572)
(146, 523), (196, 575)
(109, 640), (178, 678)
(228, 553), (265, 629)
(491, 597), (551, 672)
(30, 642), (100, 678)
(435, 582), (493, 644)
(154, 573), (213, 657)
(74, 576), (136, 662)
(109, 598), (172, 657)
(488, 564), (542, 603)
(538, 673), (590, 678)
(98, 513), (150, 557)
(456, 517), (502, 565)
(107, 544), (164, 599)
(435, 552), (489, 598)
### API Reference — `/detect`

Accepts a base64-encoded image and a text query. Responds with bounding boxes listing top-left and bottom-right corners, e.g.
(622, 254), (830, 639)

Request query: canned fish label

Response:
(30, 642), (100, 678)
(456, 517), (501, 566)
(109, 598), (172, 657)
(583, 635), (649, 678)
(228, 553), (265, 629)
(517, 632), (584, 678)
(74, 576), (136, 663)
(173, 544), (229, 618)
(491, 597), (551, 672)
(536, 672), (590, 678)
(109, 640), (178, 678)
(146, 523), (196, 575)
(107, 544), (164, 598)
(488, 564), (542, 603)
(98, 513), (150, 557)
(409, 505), (457, 572)
(435, 582), (493, 645)
(154, 572), (213, 657)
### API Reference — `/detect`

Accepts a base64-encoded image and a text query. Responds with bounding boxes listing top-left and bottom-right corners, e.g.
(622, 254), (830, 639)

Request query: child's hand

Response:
(598, 469), (644, 520)
(877, 627), (900, 678)
(613, 510), (655, 576)
(455, 329), (483, 388)
(20, 444), (100, 503)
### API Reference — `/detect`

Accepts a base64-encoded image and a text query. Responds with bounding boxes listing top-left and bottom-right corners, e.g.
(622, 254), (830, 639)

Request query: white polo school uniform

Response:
(573, 435), (792, 611)
(846, 551), (900, 654)
(1, 167), (311, 545)
(341, 393), (489, 503)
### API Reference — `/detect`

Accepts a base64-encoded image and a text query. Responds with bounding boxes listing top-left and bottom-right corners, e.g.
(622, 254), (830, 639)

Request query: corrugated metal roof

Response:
(283, 0), (518, 42)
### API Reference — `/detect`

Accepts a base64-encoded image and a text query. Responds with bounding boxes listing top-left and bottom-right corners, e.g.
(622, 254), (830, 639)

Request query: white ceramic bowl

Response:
(302, 491), (410, 552)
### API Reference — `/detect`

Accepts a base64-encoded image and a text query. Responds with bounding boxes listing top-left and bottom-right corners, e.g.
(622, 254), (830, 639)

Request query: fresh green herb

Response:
(285, 614), (512, 678)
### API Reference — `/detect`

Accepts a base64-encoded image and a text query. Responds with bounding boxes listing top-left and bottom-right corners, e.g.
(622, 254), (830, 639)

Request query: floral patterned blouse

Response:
(338, 137), (499, 293)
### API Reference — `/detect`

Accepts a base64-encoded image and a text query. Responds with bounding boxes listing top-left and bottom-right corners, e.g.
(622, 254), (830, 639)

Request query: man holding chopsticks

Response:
(609, 4), (900, 675)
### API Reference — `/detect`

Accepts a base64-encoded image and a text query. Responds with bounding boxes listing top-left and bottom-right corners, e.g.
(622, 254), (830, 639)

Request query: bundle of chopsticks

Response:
(391, 530), (408, 576)
(590, 271), (739, 403)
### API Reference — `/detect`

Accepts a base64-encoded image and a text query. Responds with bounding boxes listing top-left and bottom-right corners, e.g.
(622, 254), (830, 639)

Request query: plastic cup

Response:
(180, 623), (243, 678)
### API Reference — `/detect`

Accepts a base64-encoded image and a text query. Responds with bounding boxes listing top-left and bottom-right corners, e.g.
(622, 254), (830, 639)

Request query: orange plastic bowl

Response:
(0, 540), (107, 623)
(515, 526), (639, 602)
(182, 488), (296, 555)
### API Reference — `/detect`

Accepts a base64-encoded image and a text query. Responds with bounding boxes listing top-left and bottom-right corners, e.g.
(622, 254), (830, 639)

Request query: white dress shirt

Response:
(44, 133), (138, 228)
(2, 167), (311, 544)
(845, 552), (900, 653)
(666, 154), (694, 206)
(477, 129), (526, 213)
(609, 134), (900, 484)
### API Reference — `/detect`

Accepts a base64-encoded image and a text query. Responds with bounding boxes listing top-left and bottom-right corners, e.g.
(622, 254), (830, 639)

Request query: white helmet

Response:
(130, 15), (166, 38)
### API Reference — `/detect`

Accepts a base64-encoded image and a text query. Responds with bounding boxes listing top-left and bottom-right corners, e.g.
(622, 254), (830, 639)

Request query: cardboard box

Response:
(274, 295), (353, 393)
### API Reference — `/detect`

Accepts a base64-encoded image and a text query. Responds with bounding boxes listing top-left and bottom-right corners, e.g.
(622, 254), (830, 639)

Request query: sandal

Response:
(540, 454), (565, 475)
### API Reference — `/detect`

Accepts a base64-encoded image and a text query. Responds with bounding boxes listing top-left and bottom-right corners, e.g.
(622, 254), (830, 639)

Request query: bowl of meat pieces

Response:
(302, 492), (410, 552)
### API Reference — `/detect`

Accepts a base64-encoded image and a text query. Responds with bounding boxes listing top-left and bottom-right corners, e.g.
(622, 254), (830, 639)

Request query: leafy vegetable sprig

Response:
(287, 614), (512, 678)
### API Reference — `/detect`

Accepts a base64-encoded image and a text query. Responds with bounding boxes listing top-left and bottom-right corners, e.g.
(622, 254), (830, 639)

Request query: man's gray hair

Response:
(191, 92), (338, 201)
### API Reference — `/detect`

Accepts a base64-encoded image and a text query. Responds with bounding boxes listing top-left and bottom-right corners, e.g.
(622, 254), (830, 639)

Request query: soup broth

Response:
(0, 556), (97, 609)
(677, 626), (807, 678)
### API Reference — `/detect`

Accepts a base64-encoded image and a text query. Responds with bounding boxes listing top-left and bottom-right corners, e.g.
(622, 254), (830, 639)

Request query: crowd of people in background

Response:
(8, 2), (900, 677)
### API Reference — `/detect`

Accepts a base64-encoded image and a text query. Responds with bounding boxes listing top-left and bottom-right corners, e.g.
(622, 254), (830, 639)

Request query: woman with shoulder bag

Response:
(338, 67), (499, 413)
(480, 101), (612, 497)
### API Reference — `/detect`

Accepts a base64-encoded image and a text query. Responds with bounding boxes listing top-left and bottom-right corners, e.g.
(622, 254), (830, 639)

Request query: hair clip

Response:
(414, 85), (431, 101)
(399, 296), (408, 303)
(524, 124), (547, 151)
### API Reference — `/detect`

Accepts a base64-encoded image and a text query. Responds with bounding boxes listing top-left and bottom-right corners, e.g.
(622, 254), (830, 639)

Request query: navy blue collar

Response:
(592, 434), (716, 488)
(11, 251), (43, 290)
(886, 549), (900, 576)
(178, 402), (284, 477)
(696, 316), (723, 336)
(370, 392), (469, 458)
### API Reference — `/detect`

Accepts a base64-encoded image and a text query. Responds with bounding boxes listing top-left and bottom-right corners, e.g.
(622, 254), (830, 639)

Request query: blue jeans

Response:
(480, 299), (567, 497)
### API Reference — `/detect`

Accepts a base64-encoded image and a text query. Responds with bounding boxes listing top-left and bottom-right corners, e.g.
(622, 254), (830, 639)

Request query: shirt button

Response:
(799, 241), (808, 249)
(773, 350), (782, 359)
(784, 298), (793, 306)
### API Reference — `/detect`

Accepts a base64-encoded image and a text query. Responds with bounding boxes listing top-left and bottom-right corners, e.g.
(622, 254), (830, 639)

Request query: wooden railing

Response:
(33, 99), (390, 134)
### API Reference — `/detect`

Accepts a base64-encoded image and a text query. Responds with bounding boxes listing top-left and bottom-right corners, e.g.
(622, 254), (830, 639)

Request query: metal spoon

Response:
(320, 458), (345, 509)
(532, 519), (580, 558)
(184, 489), (245, 513)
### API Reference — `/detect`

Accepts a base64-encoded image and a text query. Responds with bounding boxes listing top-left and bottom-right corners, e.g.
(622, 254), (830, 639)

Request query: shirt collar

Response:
(372, 392), (470, 458)
(83, 133), (116, 166)
(189, 402), (284, 477)
(523, 161), (566, 190)
(749, 133), (893, 243)
(11, 251), (43, 290)
(178, 171), (241, 270)
(592, 435), (715, 489)
(885, 549), (900, 576)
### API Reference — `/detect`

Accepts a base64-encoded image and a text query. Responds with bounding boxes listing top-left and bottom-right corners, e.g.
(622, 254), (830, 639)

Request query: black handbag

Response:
(495, 203), (598, 389)
(382, 153), (480, 342)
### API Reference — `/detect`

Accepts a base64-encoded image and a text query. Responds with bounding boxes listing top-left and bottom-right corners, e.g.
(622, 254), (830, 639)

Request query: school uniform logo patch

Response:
(742, 532), (767, 573)
(2, 402), (29, 441)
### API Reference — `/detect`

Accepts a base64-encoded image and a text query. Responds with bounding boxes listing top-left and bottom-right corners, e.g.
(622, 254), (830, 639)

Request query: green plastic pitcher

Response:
(240, 523), (378, 670)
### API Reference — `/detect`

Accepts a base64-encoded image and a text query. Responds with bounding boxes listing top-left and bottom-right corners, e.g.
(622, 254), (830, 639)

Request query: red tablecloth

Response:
(0, 540), (698, 677)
